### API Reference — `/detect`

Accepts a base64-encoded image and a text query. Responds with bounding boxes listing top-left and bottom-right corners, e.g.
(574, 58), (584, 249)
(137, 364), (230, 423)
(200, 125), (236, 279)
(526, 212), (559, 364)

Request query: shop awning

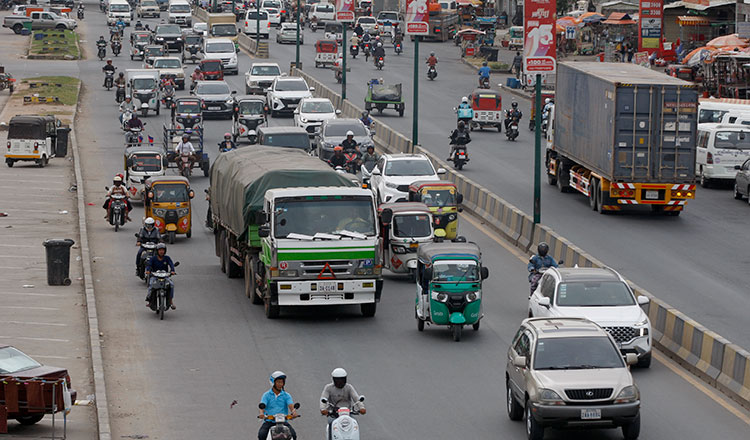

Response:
(602, 12), (637, 25)
(677, 16), (711, 26)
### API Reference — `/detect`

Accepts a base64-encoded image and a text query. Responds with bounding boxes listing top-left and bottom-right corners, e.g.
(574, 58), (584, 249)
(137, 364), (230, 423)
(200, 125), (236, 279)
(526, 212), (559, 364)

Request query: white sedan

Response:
(370, 154), (446, 204)
(294, 98), (340, 136)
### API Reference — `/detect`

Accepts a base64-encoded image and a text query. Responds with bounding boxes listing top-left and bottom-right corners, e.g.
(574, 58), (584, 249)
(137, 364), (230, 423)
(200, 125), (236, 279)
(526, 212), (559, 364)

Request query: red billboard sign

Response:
(336, 11), (355, 22)
(638, 0), (663, 54)
(335, 0), (355, 22)
(523, 0), (556, 73)
(405, 0), (429, 36)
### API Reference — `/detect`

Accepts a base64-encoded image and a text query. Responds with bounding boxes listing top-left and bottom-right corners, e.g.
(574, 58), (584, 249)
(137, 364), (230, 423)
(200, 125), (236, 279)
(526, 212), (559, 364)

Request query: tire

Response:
(507, 382), (523, 421)
(589, 178), (598, 211)
(219, 231), (227, 273)
(16, 414), (45, 425)
(451, 324), (462, 341)
(186, 228), (191, 238)
(264, 295), (280, 319)
(245, 254), (262, 304)
(168, 230), (175, 244)
(56, 24), (66, 30)
(546, 171), (556, 186)
(636, 352), (652, 368)
(621, 412), (641, 440)
(596, 184), (607, 214)
(226, 235), (242, 278)
(114, 220), (119, 232)
(525, 401), (544, 440)
(734, 183), (744, 200)
(12, 23), (22, 34)
(361, 302), (377, 317)
(417, 317), (424, 331)
(155, 102), (160, 115)
(159, 291), (165, 320)
(141, 108), (148, 117)
(472, 321), (480, 331)
(700, 171), (711, 188)
(456, 161), (463, 170)
(6, 159), (14, 168)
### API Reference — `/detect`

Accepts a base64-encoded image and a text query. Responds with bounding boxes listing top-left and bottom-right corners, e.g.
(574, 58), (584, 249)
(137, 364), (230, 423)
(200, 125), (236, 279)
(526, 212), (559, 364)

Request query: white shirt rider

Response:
(175, 140), (195, 156)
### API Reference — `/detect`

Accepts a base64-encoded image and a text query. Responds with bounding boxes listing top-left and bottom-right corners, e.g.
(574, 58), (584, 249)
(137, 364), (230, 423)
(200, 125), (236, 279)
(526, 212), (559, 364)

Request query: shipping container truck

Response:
(546, 62), (698, 215)
(209, 147), (383, 318)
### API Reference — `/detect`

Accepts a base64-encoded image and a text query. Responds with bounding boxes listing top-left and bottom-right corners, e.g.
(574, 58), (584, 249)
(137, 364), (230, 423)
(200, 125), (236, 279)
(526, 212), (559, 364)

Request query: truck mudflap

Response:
(274, 279), (377, 306)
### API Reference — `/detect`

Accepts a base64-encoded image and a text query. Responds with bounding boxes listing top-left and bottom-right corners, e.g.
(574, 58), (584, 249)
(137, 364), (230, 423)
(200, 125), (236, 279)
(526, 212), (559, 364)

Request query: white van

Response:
(696, 123), (750, 187)
(698, 98), (750, 124)
(309, 2), (335, 22)
(244, 9), (270, 38)
(720, 111), (750, 126)
(168, 0), (191, 27)
(107, 0), (132, 25)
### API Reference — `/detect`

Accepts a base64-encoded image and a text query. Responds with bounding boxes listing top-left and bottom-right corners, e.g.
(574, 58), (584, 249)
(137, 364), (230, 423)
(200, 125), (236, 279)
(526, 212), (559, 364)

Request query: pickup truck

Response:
(3, 11), (77, 34)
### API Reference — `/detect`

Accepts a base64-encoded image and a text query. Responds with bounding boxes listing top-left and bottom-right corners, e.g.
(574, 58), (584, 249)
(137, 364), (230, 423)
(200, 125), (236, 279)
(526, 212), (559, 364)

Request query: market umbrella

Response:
(681, 46), (715, 66)
(557, 16), (582, 28)
(456, 28), (485, 36)
(581, 12), (605, 23)
(706, 34), (749, 48)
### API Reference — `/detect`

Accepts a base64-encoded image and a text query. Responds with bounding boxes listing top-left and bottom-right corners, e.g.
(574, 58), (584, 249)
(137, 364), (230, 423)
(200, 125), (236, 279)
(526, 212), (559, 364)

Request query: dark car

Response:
(199, 59), (224, 80)
(315, 118), (374, 160)
(192, 80), (236, 119)
(0, 345), (77, 426)
(734, 158), (750, 203)
(154, 24), (184, 51)
(256, 126), (311, 151)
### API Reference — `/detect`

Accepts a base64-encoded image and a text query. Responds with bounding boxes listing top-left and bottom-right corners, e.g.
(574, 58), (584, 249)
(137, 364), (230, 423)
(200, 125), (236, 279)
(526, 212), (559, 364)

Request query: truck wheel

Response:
(588, 178), (598, 211)
(244, 254), (257, 301)
(219, 231), (227, 273)
(16, 414), (45, 425)
(225, 236), (242, 278)
(546, 172), (556, 186)
(556, 163), (569, 193)
(361, 302), (377, 317)
(214, 229), (222, 257)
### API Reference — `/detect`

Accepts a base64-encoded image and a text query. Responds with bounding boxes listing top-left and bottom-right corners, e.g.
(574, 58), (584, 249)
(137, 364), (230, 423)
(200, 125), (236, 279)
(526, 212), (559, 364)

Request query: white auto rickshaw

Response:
(378, 202), (435, 278)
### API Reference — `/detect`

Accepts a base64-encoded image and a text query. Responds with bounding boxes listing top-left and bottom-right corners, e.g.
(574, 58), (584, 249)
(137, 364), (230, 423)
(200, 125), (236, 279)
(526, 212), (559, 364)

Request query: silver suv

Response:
(506, 317), (641, 440)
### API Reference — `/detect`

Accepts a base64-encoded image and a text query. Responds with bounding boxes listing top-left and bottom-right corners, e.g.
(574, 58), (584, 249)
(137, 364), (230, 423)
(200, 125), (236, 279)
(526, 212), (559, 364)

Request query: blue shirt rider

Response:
(360, 111), (373, 128)
(219, 133), (236, 153)
(478, 61), (491, 87)
(527, 242), (558, 281)
(258, 371), (298, 440)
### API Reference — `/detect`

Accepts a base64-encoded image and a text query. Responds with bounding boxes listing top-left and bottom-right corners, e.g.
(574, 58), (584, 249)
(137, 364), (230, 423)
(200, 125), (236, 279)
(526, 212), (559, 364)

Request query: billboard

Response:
(335, 0), (355, 21)
(405, 0), (429, 35)
(523, 0), (556, 73)
(638, 0), (663, 53)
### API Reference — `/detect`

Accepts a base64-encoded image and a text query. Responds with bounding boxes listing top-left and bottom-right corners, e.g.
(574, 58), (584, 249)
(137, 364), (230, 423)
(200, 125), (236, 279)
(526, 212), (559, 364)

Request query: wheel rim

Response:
(507, 386), (513, 414)
(526, 405), (531, 435)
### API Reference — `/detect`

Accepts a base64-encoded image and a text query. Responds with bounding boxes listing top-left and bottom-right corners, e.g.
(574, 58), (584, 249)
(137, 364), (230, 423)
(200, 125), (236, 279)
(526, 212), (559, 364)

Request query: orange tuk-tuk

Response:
(468, 89), (502, 132)
(529, 90), (555, 131)
(314, 39), (338, 68)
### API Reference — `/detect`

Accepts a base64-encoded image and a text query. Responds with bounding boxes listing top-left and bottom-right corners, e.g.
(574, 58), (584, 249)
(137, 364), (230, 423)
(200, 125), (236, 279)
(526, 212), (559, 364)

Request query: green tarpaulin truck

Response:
(209, 147), (383, 318)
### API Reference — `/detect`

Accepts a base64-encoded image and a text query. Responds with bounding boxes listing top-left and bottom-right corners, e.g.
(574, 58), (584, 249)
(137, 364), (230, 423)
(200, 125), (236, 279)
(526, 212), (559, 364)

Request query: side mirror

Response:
(437, 168), (447, 175)
(231, 90), (237, 94)
(148, 191), (154, 199)
(320, 398), (328, 404)
(538, 296), (551, 308)
(480, 266), (489, 280)
(637, 295), (650, 305)
(372, 168), (381, 175)
(134, 233), (140, 237)
(126, 158), (133, 167)
(358, 395), (365, 402)
(335, 109), (342, 115)
(512, 355), (527, 368)
(174, 261), (180, 267)
(309, 86), (315, 91)
(456, 193), (463, 204)
(258, 225), (270, 237)
(259, 403), (266, 410)
(625, 353), (638, 366)
(105, 186), (110, 190)
(293, 402), (300, 409)
(735, 165), (742, 170)
(188, 190), (195, 199)
(380, 208), (393, 225)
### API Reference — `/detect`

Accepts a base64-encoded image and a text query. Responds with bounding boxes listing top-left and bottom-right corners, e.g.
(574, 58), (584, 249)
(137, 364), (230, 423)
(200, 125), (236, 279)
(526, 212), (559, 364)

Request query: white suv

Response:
(203, 38), (238, 75)
(266, 76), (313, 116)
(294, 98), (339, 136)
(245, 62), (282, 94)
(528, 266), (652, 367)
(369, 154), (446, 204)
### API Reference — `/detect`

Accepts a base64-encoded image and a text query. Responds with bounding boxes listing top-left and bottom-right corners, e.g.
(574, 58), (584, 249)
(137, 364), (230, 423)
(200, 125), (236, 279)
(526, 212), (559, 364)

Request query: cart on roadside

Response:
(163, 125), (209, 177)
(365, 79), (404, 116)
(0, 67), (15, 94)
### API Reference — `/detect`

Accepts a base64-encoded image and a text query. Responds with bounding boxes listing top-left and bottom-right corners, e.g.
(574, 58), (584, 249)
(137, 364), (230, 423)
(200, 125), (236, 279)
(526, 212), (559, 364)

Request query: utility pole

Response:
(295, 0), (301, 67)
(533, 74), (541, 224)
(411, 35), (419, 146)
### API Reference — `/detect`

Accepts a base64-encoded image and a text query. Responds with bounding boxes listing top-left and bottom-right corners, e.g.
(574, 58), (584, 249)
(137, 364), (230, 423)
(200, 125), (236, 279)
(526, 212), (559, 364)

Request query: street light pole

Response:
(295, 0), (300, 67)
(255, 0), (260, 45)
(412, 35), (419, 146)
(342, 24), (347, 100)
(533, 73), (541, 224)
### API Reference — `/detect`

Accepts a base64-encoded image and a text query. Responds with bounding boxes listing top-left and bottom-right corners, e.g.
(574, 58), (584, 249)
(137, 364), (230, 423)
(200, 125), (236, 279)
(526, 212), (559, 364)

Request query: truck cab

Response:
(107, 0), (132, 26)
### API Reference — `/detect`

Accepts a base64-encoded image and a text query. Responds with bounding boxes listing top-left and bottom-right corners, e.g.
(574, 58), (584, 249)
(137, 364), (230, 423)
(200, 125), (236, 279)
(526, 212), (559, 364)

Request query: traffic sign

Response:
(336, 11), (355, 22)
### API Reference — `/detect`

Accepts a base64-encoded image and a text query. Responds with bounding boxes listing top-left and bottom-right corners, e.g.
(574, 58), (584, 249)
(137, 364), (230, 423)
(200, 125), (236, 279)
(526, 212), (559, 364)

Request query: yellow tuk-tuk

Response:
(408, 181), (463, 239)
(143, 176), (194, 243)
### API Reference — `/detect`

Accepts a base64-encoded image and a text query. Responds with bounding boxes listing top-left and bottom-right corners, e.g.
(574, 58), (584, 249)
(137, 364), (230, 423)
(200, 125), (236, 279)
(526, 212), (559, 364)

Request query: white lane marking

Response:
(0, 292), (67, 297)
(1, 306), (60, 311)
(0, 255), (44, 258)
(0, 335), (70, 342)
(0, 266), (46, 270)
(0, 320), (67, 327)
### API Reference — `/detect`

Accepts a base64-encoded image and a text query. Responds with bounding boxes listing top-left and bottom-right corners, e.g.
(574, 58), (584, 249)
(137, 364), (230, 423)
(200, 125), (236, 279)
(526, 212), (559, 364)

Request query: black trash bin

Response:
(43, 239), (75, 286)
(55, 125), (71, 157)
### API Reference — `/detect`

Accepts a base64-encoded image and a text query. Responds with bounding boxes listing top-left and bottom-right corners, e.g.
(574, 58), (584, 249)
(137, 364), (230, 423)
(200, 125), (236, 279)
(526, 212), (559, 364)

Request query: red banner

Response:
(638, 0), (663, 54)
(405, 0), (429, 35)
(524, 0), (557, 73)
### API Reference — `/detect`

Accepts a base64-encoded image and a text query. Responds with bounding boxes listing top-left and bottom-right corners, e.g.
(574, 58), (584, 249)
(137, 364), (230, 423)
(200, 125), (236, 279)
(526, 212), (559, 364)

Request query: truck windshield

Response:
(130, 154), (162, 172)
(393, 214), (431, 238)
(262, 133), (310, 150)
(132, 78), (156, 90)
(212, 24), (237, 36)
(699, 109), (727, 123)
(555, 281), (635, 307)
(274, 197), (375, 237)
(152, 183), (188, 202)
(432, 260), (478, 282)
(170, 4), (191, 12)
(533, 337), (624, 370)
(110, 4), (130, 12)
(0, 347), (42, 374)
(714, 131), (750, 150)
(206, 42), (236, 53)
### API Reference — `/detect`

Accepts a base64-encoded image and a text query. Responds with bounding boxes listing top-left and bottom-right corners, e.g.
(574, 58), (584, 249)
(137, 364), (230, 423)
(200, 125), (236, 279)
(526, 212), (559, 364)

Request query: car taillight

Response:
(33, 142), (39, 152)
(245, 21), (248, 26)
(6, 141), (10, 150)
(706, 151), (713, 164)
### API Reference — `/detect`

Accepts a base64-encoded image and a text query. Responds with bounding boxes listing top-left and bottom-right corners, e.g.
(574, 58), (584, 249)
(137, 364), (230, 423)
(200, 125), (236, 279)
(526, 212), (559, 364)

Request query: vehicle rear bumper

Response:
(531, 401), (640, 428)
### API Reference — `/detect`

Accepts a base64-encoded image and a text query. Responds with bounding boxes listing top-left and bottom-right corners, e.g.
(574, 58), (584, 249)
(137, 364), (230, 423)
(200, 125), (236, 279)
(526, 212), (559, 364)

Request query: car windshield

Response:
(275, 197), (375, 237)
(197, 82), (230, 94)
(238, 101), (264, 115)
(324, 123), (367, 136)
(212, 24), (237, 36)
(420, 189), (455, 207)
(154, 59), (181, 69)
(130, 154), (162, 172)
(393, 214), (431, 238)
(275, 80), (308, 91)
(206, 42), (236, 52)
(301, 100), (334, 113)
(359, 17), (375, 24)
(185, 36), (202, 44)
(533, 336), (625, 370)
(556, 281), (636, 307)
(432, 260), (478, 282)
(252, 65), (281, 76)
(714, 131), (750, 150)
(134, 35), (150, 42)
(110, 4), (129, 11)
(132, 78), (156, 89)
(247, 11), (268, 19)
(176, 101), (202, 113)
(152, 183), (189, 202)
(146, 47), (164, 55)
(194, 23), (208, 31)
(201, 61), (222, 71)
(385, 159), (435, 177)
(0, 347), (42, 374)
(262, 133), (310, 149)
(317, 4), (333, 12)
(157, 25), (181, 34)
(170, 4), (191, 12)
(378, 12), (398, 20)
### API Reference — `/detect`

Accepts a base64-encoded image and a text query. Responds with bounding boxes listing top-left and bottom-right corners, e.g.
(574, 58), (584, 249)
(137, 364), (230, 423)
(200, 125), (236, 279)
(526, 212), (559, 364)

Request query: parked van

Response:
(5, 115), (68, 168)
(698, 98), (750, 123)
(107, 0), (132, 25)
(720, 111), (750, 126)
(309, 2), (335, 23)
(696, 123), (750, 187)
(168, 0), (191, 27)
(244, 9), (270, 38)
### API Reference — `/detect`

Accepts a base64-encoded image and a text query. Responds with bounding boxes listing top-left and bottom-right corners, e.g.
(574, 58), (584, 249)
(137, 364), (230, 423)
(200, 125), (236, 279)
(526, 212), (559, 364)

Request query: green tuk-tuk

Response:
(415, 241), (489, 341)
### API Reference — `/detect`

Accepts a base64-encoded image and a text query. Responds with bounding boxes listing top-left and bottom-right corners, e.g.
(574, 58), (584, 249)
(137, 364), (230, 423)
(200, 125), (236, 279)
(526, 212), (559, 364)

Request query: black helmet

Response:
(511, 101), (518, 109)
(482, 61), (488, 66)
(537, 242), (549, 257)
(458, 120), (465, 129)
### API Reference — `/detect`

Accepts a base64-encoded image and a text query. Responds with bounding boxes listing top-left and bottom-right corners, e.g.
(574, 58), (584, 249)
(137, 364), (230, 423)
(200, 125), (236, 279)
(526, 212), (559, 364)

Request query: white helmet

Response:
(269, 370), (287, 385)
(144, 217), (155, 226)
(331, 368), (347, 378)
(545, 98), (551, 104)
(461, 96), (468, 103)
(346, 130), (354, 137)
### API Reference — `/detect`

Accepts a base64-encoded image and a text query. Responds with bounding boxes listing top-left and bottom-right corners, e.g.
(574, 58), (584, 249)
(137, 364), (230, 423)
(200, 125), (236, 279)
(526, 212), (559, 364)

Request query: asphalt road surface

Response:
(41, 4), (750, 439)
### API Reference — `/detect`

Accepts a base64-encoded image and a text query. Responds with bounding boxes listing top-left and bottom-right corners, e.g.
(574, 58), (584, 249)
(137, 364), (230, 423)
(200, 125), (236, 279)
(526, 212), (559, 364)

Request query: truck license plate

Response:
(208, 106), (220, 110)
(317, 281), (337, 292)
(580, 409), (601, 420)
(645, 190), (659, 200)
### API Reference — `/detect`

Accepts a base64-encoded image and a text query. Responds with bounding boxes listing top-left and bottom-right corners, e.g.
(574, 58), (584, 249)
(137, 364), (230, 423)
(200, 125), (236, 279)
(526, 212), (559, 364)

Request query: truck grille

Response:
(300, 260), (351, 275)
(565, 388), (613, 400)
(604, 326), (636, 343)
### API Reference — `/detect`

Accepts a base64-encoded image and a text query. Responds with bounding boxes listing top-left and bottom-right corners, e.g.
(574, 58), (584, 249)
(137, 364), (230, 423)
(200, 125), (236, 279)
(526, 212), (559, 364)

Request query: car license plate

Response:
(645, 190), (659, 200)
(317, 281), (337, 292)
(287, 104), (297, 108)
(580, 409), (601, 420)
(208, 106), (220, 110)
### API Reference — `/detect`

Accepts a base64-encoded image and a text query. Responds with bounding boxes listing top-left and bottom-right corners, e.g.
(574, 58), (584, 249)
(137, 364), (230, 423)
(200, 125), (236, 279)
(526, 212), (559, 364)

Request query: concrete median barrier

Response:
(289, 66), (750, 408)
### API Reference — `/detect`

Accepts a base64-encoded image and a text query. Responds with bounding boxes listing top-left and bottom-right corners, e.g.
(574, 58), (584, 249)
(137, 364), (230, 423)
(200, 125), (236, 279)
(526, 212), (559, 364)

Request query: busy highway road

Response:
(43, 4), (750, 439)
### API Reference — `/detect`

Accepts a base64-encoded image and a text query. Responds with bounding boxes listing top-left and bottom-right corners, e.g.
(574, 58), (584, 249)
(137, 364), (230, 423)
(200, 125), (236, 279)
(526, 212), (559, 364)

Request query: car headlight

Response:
(176, 37), (182, 41)
(230, 55), (237, 63)
(249, 80), (258, 86)
(156, 37), (164, 41)
(431, 291), (448, 302)
(538, 389), (565, 405)
(385, 182), (398, 189)
(153, 208), (167, 217)
(467, 292), (479, 302)
(226, 98), (234, 104)
(177, 208), (189, 217)
(392, 245), (407, 254)
(614, 385), (639, 404)
(447, 213), (457, 222)
(299, 117), (307, 123)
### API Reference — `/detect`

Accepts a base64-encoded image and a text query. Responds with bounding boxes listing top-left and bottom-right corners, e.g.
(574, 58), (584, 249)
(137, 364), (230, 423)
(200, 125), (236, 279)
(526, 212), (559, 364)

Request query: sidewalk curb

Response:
(70, 83), (112, 440)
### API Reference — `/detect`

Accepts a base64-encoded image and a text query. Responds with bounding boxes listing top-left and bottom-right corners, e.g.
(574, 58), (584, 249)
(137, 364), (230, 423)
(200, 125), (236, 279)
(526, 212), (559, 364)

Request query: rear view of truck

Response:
(547, 62), (698, 215)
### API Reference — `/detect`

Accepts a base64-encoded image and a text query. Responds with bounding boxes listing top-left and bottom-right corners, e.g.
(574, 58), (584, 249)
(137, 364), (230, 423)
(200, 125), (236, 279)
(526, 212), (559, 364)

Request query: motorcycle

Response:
(452, 145), (469, 170)
(479, 76), (490, 89)
(106, 192), (127, 231)
(115, 84), (126, 103)
(77, 6), (84, 19)
(148, 262), (179, 320)
(258, 402), (300, 440)
(394, 41), (402, 55)
(135, 238), (158, 281)
(375, 56), (384, 70)
(528, 260), (563, 296)
(97, 42), (107, 60)
(104, 70), (115, 90)
(322, 396), (365, 440)
(350, 44), (358, 59)
(125, 126), (144, 145)
(177, 153), (193, 177)
(427, 65), (437, 80)
(505, 114), (520, 141)
(310, 18), (318, 32)
(363, 42), (370, 61)
(344, 150), (361, 174)
(111, 40), (122, 57)
(361, 160), (376, 188)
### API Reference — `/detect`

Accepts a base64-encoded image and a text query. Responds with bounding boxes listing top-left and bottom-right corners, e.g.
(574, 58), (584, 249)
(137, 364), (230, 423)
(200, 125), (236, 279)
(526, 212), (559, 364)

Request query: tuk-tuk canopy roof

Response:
(9, 115), (55, 127)
(145, 175), (190, 187)
(236, 94), (267, 103)
(125, 145), (164, 156)
(408, 180), (457, 192)
(418, 241), (482, 262)
(315, 39), (338, 51)
(378, 202), (431, 216)
(325, 22), (343, 31)
(7, 115), (55, 139)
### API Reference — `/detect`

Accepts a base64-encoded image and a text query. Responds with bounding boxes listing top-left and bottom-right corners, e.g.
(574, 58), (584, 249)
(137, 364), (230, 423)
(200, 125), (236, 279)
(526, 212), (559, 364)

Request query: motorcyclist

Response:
(218, 132), (236, 153)
(448, 120), (471, 161)
(426, 51), (438, 69)
(373, 42), (385, 66)
(126, 113), (144, 130)
(350, 33), (360, 49)
(341, 130), (359, 153)
(504, 101), (522, 130)
(135, 217), (161, 274)
(145, 243), (176, 309)
(103, 175), (132, 221)
(360, 111), (373, 129)
(328, 146), (347, 169)
(190, 67), (204, 90)
(393, 31), (403, 47)
(478, 61), (491, 87)
(258, 371), (298, 440)
(175, 134), (196, 171)
(511, 51), (523, 78)
(114, 71), (126, 88)
(354, 23), (364, 37)
(102, 59), (116, 86)
(361, 145), (379, 167)
(456, 96), (473, 125)
(135, 20), (144, 30)
(119, 96), (135, 124)
(527, 242), (558, 294)
(96, 35), (107, 48)
(320, 368), (365, 440)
